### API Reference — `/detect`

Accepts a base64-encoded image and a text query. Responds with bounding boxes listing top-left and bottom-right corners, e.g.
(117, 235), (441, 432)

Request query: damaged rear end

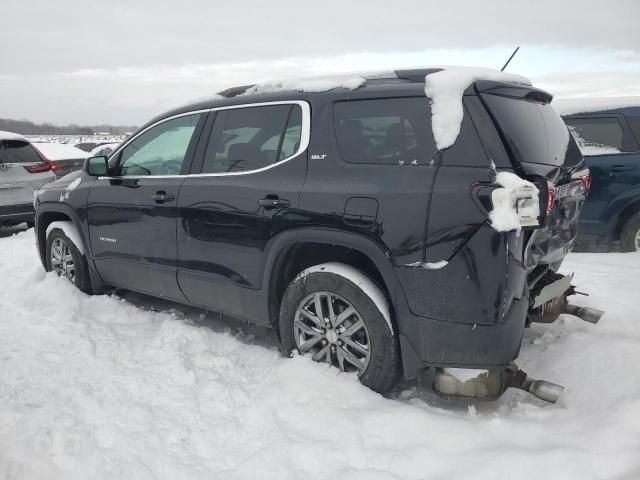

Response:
(476, 80), (601, 326)
(433, 81), (603, 403)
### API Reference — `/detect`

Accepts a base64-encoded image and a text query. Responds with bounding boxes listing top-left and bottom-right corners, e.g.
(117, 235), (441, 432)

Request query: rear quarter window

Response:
(333, 97), (436, 165)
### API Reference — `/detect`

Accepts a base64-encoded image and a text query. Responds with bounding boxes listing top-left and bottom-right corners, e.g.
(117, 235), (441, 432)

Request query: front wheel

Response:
(620, 212), (640, 252)
(45, 228), (93, 293)
(279, 263), (399, 393)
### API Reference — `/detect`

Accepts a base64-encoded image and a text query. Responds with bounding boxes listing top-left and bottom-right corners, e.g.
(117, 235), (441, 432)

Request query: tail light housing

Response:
(24, 160), (53, 173)
(546, 185), (557, 215)
(580, 174), (592, 192)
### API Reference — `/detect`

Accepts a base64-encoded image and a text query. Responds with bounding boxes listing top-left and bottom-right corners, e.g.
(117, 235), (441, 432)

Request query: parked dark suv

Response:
(559, 100), (640, 251)
(33, 68), (598, 401)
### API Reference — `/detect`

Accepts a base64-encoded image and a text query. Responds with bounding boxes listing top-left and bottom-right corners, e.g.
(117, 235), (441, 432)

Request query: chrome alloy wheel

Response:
(635, 228), (640, 251)
(293, 291), (371, 374)
(50, 237), (75, 282)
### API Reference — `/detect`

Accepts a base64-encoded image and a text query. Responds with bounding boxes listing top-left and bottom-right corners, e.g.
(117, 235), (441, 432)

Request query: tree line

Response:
(0, 118), (137, 135)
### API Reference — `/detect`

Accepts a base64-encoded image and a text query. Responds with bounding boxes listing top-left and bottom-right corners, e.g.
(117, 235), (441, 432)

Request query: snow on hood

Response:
(245, 74), (366, 95)
(32, 143), (88, 161)
(553, 96), (640, 116)
(0, 130), (27, 142)
(424, 66), (531, 150)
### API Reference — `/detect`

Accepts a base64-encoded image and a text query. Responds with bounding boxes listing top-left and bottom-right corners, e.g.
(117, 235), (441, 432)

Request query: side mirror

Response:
(83, 156), (109, 176)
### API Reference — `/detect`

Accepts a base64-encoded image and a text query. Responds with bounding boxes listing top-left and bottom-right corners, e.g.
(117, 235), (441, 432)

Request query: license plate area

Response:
(555, 180), (584, 200)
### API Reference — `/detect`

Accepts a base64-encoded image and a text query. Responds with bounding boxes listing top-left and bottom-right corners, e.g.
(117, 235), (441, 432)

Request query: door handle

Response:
(151, 191), (175, 203)
(610, 165), (635, 173)
(258, 196), (290, 210)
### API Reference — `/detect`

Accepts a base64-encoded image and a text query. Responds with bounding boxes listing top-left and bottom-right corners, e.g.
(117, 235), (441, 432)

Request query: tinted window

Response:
(334, 98), (435, 165)
(119, 113), (201, 176)
(628, 116), (640, 145)
(564, 117), (624, 154)
(202, 104), (302, 173)
(0, 140), (42, 164)
(481, 94), (581, 167)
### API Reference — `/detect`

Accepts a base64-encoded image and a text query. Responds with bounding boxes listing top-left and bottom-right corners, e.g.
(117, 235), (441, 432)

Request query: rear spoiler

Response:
(473, 80), (553, 104)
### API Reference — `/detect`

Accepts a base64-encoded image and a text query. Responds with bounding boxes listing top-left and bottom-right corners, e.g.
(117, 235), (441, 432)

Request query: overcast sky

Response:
(1, 0), (638, 125)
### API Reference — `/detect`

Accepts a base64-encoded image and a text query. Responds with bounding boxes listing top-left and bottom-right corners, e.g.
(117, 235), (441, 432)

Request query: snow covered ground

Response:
(1, 227), (639, 480)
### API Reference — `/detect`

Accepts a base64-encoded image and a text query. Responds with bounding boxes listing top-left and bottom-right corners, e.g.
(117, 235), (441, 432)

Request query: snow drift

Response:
(1, 229), (639, 480)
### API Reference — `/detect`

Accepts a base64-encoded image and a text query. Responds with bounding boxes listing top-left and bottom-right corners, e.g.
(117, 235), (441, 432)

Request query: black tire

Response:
(279, 264), (399, 393)
(45, 228), (93, 294)
(620, 212), (640, 252)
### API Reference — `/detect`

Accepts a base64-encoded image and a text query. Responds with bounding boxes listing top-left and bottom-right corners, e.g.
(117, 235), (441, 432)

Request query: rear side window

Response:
(564, 117), (624, 154)
(0, 140), (42, 164)
(202, 104), (302, 174)
(333, 98), (435, 165)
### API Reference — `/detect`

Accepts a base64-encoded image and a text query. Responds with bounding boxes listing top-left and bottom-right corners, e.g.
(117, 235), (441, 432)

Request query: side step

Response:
(433, 364), (565, 404)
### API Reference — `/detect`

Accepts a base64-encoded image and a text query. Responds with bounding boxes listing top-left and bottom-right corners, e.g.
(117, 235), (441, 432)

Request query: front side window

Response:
(564, 117), (624, 155)
(333, 98), (435, 165)
(202, 104), (303, 173)
(118, 113), (201, 176)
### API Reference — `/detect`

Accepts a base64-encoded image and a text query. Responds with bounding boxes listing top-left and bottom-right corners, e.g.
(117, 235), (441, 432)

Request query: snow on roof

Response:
(0, 130), (27, 142)
(424, 66), (531, 150)
(32, 143), (88, 161)
(552, 96), (640, 116)
(244, 74), (366, 95)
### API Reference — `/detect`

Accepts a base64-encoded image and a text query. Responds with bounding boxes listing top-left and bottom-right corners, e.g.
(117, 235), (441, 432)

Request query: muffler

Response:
(562, 304), (604, 324)
(433, 364), (565, 404)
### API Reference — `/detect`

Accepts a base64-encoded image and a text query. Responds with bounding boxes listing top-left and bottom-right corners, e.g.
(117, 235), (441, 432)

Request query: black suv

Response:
(560, 102), (640, 251)
(33, 68), (597, 400)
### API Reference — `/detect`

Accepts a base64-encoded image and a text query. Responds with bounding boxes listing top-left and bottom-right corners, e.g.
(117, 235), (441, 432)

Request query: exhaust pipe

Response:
(507, 368), (565, 404)
(527, 379), (565, 404)
(433, 365), (565, 404)
(562, 304), (604, 324)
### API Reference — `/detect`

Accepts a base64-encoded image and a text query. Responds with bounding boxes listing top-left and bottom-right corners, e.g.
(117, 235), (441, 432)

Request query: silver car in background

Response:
(0, 131), (56, 227)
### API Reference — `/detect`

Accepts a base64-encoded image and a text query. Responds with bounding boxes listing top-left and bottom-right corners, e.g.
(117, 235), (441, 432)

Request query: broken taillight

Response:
(580, 174), (592, 192)
(546, 185), (556, 215)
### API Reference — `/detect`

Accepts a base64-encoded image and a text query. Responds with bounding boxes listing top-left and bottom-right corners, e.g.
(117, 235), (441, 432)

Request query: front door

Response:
(176, 102), (308, 323)
(87, 112), (206, 300)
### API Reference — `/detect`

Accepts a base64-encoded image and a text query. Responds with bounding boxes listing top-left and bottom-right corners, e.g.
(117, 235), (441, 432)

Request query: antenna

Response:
(500, 46), (520, 72)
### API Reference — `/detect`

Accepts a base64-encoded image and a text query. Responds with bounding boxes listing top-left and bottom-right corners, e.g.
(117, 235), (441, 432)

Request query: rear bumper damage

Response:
(431, 272), (604, 404)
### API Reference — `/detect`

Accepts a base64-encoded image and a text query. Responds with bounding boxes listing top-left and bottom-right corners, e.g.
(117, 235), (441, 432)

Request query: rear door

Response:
(563, 114), (640, 232)
(176, 102), (308, 324)
(87, 112), (206, 300)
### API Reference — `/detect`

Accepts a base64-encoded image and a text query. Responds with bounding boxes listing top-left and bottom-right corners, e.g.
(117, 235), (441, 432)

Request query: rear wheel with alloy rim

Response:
(279, 263), (399, 392)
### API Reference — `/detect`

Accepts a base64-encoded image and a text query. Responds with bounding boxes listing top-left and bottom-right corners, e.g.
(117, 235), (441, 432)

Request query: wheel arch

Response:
(600, 186), (640, 238)
(36, 204), (91, 268)
(263, 228), (401, 331)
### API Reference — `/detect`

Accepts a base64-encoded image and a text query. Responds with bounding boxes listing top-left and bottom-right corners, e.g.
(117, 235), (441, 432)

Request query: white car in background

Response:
(32, 143), (88, 178)
(0, 131), (56, 227)
(88, 142), (120, 158)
